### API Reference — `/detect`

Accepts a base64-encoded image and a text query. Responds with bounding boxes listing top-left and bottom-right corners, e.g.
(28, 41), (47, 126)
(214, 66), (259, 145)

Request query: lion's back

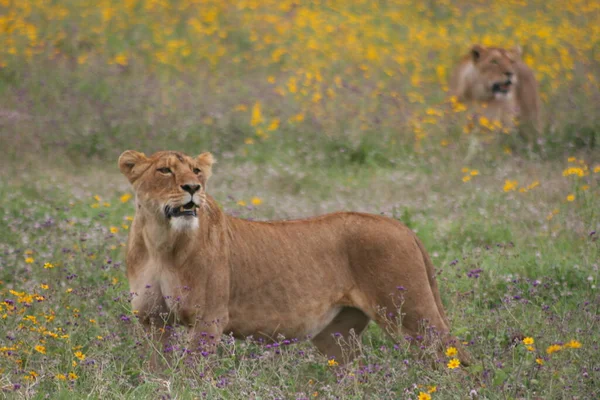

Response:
(227, 211), (417, 290)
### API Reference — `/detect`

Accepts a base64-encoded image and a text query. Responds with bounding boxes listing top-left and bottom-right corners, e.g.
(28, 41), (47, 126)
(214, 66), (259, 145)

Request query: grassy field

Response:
(1, 0), (599, 398)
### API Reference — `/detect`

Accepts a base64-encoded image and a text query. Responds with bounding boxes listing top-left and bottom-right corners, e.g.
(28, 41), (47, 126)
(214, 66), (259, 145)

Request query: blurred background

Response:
(0, 1), (598, 398)
(1, 0), (598, 167)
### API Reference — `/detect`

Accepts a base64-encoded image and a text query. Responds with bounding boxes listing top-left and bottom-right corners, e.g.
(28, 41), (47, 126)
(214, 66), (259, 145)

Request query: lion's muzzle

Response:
(492, 80), (512, 94)
(165, 201), (198, 219)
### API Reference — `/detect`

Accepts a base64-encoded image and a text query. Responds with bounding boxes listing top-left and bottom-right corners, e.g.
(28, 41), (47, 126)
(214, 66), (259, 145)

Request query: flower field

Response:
(0, 0), (599, 398)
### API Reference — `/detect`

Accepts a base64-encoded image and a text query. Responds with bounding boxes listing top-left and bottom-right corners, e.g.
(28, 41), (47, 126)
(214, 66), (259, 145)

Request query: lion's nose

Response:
(181, 184), (201, 194)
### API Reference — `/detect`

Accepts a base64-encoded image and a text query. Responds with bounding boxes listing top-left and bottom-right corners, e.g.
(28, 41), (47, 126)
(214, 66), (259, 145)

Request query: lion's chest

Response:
(129, 259), (192, 316)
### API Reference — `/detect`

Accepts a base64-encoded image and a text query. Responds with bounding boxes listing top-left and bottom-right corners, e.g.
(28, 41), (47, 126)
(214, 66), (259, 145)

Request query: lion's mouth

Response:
(492, 81), (512, 94)
(165, 201), (198, 218)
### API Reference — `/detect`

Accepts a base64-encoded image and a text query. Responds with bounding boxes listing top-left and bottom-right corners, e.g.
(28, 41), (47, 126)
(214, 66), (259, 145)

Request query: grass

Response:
(1, 0), (599, 398)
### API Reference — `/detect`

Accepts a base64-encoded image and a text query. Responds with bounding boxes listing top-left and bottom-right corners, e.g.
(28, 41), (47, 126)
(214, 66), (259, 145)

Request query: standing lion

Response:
(450, 44), (542, 139)
(119, 150), (471, 368)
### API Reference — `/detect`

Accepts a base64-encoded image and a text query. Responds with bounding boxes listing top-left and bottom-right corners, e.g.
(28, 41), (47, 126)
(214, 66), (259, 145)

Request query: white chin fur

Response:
(494, 91), (513, 100)
(170, 216), (199, 231)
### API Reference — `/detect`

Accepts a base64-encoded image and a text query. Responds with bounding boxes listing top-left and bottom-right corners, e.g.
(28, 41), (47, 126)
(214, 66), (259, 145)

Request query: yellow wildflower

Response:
(462, 176), (472, 182)
(445, 346), (458, 357)
(418, 392), (432, 400)
(74, 351), (86, 361)
(566, 194), (575, 202)
(34, 345), (46, 354)
(56, 374), (67, 381)
(68, 372), (78, 380)
(43, 262), (54, 269)
(251, 197), (262, 206)
(427, 385), (437, 393)
(503, 180), (518, 192)
(110, 226), (119, 234)
(237, 200), (247, 207)
(546, 344), (562, 355)
(268, 118), (280, 131)
(564, 340), (581, 349)
(25, 257), (34, 264)
(328, 359), (338, 367)
(562, 167), (585, 177)
(112, 53), (128, 66)
(523, 337), (534, 345)
(250, 102), (262, 126)
(447, 358), (460, 369)
(120, 193), (132, 203)
(536, 358), (544, 365)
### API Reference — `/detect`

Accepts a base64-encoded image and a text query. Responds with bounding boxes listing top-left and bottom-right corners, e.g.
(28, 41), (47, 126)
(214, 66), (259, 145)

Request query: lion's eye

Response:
(193, 168), (201, 174)
(491, 59), (498, 65)
(157, 167), (172, 174)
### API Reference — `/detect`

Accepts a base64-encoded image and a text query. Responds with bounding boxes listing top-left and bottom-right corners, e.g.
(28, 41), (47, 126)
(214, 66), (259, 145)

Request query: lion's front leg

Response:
(183, 311), (229, 357)
(178, 260), (231, 357)
(131, 286), (176, 371)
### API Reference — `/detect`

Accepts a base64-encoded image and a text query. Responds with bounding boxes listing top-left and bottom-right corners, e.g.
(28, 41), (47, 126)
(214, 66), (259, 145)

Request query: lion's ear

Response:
(471, 44), (485, 62)
(511, 45), (523, 59)
(196, 152), (215, 181)
(118, 150), (148, 183)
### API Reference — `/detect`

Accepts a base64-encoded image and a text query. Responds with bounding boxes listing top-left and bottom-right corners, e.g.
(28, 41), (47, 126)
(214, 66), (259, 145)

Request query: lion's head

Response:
(470, 44), (521, 99)
(118, 150), (215, 231)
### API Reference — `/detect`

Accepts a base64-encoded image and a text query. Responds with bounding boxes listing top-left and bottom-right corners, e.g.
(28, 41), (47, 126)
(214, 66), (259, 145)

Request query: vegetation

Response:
(0, 0), (598, 398)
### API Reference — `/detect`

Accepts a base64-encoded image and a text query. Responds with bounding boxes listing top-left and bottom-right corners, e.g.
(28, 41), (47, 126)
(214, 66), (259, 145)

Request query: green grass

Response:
(1, 150), (598, 398)
(1, 0), (599, 398)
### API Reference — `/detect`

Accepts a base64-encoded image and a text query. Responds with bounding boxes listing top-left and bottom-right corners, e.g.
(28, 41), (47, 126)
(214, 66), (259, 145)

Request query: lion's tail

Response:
(415, 236), (450, 328)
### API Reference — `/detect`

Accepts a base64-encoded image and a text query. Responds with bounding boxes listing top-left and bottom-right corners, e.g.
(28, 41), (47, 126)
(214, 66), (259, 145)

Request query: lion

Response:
(449, 44), (542, 138)
(118, 150), (471, 367)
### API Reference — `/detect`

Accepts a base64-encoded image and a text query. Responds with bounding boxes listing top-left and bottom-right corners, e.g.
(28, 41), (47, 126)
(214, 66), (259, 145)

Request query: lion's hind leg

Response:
(311, 307), (370, 365)
(370, 282), (471, 367)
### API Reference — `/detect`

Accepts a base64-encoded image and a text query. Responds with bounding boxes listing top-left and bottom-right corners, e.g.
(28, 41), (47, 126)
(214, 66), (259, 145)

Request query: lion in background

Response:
(450, 44), (542, 138)
(118, 150), (471, 368)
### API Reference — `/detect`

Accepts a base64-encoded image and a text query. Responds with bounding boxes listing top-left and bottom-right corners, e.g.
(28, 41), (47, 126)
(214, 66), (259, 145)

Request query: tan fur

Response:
(450, 44), (542, 138)
(118, 150), (471, 367)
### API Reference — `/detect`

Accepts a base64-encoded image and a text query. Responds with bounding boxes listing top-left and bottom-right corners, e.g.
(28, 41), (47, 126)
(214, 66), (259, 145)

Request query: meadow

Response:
(0, 0), (599, 398)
